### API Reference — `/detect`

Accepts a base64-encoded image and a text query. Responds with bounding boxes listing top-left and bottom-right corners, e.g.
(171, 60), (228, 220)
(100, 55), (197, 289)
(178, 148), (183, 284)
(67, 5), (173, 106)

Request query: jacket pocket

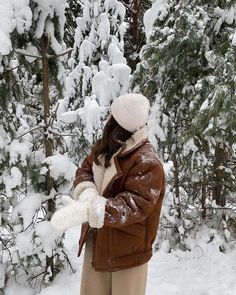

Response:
(112, 222), (146, 258)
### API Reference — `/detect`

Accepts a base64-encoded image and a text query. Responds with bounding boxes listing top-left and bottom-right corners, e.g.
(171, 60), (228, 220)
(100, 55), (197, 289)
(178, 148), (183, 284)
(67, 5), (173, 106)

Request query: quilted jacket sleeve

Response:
(103, 155), (165, 228)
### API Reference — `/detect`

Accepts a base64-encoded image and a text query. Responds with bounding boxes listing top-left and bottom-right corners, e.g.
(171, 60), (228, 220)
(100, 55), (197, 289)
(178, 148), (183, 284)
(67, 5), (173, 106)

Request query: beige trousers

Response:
(80, 232), (148, 295)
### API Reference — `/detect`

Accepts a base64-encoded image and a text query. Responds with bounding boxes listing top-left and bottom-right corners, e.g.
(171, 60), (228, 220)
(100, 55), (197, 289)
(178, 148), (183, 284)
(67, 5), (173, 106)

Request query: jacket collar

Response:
(118, 124), (149, 157)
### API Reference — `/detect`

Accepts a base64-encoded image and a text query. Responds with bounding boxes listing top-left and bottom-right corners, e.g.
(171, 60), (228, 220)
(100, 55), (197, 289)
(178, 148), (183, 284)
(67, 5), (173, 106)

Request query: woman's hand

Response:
(50, 189), (107, 232)
(50, 195), (88, 231)
(79, 188), (107, 229)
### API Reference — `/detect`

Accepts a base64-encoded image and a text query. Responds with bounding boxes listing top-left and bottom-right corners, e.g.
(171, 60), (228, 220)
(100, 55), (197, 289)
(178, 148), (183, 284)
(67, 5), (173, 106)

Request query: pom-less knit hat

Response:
(110, 93), (150, 132)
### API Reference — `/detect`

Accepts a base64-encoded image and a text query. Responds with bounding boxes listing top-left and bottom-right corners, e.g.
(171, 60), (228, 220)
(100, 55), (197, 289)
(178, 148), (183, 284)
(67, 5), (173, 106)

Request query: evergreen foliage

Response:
(58, 0), (130, 164)
(134, 0), (236, 251)
(0, 0), (75, 290)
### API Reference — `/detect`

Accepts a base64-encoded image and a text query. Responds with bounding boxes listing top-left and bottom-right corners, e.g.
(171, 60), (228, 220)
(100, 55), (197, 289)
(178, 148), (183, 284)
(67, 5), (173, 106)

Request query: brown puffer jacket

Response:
(73, 125), (165, 272)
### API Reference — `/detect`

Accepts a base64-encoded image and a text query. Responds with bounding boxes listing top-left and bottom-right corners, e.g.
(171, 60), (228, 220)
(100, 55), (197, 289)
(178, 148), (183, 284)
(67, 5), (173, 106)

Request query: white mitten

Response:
(50, 195), (88, 232)
(72, 181), (97, 200)
(79, 188), (107, 229)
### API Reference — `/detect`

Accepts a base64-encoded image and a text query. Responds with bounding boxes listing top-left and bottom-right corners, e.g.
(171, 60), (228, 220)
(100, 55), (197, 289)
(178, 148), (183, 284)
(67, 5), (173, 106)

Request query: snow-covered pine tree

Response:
(1, 0), (77, 290)
(188, 1), (236, 206)
(57, 0), (131, 165)
(0, 1), (33, 290)
(187, 1), (236, 247)
(133, 0), (236, 251)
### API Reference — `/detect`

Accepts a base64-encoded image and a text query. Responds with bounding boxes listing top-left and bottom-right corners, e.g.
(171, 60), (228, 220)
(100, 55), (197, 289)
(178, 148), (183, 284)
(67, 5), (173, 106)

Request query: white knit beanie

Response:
(110, 93), (150, 132)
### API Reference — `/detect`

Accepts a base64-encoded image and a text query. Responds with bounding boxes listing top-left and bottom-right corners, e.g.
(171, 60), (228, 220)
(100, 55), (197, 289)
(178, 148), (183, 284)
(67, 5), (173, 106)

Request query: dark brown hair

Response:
(93, 115), (133, 168)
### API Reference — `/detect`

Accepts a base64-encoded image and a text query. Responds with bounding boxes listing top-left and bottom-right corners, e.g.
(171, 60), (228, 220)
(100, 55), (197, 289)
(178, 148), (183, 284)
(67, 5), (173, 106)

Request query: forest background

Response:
(0, 0), (236, 293)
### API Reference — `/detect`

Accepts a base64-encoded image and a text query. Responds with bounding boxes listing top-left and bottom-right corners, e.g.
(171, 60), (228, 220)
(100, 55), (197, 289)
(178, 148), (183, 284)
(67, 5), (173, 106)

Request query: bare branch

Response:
(14, 125), (44, 140)
(48, 129), (78, 137)
(136, 0), (142, 12)
(47, 48), (74, 58)
(62, 250), (76, 273)
(121, 1), (137, 14)
(15, 49), (42, 59)
(15, 48), (74, 60)
(48, 100), (60, 128)
(4, 65), (21, 73)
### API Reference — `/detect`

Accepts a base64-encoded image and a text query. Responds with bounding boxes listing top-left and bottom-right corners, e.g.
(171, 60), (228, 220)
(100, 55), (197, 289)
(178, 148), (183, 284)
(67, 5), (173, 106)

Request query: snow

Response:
(205, 51), (217, 69)
(0, 2), (14, 56)
(0, 31), (12, 56)
(183, 138), (198, 156)
(9, 139), (33, 166)
(91, 62), (130, 107)
(35, 221), (61, 256)
(11, 193), (42, 229)
(148, 95), (166, 149)
(106, 0), (126, 23)
(59, 110), (78, 124)
(214, 5), (236, 35)
(143, 0), (170, 39)
(12, 0), (32, 34)
(77, 97), (104, 144)
(0, 134), (5, 149)
(231, 30), (236, 46)
(108, 42), (126, 64)
(45, 21), (65, 55)
(5, 283), (34, 295)
(97, 13), (110, 45)
(79, 40), (96, 63)
(5, 224), (236, 295)
(92, 66), (111, 105)
(42, 154), (77, 182)
(0, 0), (32, 57)
(0, 263), (7, 288)
(199, 98), (209, 111)
(2, 167), (22, 197)
(13, 221), (61, 265)
(32, 0), (67, 40)
(107, 63), (131, 95)
(15, 231), (33, 258)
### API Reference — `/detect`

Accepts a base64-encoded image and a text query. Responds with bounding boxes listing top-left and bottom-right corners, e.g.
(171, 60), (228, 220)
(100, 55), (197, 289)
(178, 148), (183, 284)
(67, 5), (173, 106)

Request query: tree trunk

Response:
(132, 0), (140, 48)
(41, 35), (54, 197)
(172, 152), (181, 219)
(41, 34), (55, 281)
(201, 171), (207, 219)
(212, 143), (228, 207)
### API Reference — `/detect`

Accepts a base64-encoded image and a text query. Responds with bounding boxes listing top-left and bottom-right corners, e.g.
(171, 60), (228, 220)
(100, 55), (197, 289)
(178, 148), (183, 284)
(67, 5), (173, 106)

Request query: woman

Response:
(51, 93), (165, 295)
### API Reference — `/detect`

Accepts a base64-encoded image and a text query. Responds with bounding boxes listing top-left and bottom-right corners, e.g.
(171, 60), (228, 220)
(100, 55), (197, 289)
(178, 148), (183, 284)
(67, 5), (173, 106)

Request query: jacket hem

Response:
(92, 248), (153, 272)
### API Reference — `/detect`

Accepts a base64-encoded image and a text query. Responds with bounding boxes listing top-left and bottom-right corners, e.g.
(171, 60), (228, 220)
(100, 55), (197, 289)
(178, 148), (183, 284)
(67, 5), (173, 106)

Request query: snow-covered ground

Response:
(5, 225), (236, 295)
